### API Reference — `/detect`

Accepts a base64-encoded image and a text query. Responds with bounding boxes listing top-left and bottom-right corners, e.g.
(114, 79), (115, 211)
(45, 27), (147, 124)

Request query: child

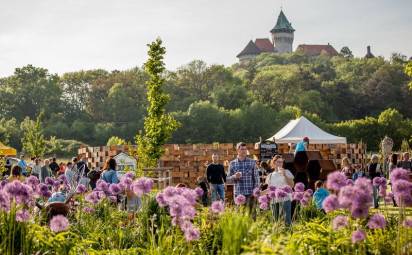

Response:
(312, 180), (329, 211)
(352, 164), (364, 180)
(197, 176), (209, 206)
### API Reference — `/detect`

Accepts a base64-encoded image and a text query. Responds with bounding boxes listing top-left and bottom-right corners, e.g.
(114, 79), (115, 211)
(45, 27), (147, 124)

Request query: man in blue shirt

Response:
(228, 142), (260, 215)
(295, 137), (309, 155)
(313, 180), (329, 211)
(17, 154), (28, 176)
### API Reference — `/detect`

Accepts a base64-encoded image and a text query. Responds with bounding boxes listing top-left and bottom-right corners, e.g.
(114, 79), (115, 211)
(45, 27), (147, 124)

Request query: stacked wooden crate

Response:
(78, 145), (137, 169)
(160, 143), (259, 188)
(330, 143), (367, 169)
(275, 143), (367, 169)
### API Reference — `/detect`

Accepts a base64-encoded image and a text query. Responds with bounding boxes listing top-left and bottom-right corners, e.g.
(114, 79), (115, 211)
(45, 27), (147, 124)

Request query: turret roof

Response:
(270, 10), (295, 33)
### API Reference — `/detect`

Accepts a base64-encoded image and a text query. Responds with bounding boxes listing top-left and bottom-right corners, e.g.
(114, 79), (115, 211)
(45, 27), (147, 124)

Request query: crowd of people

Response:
(197, 138), (412, 226)
(2, 138), (411, 226)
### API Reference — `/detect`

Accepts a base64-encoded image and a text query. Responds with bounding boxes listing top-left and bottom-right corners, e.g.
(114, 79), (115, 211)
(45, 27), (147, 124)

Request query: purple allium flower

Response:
(351, 230), (366, 244)
(16, 209), (30, 222)
(292, 192), (304, 201)
(372, 177), (387, 188)
(349, 189), (372, 212)
(367, 213), (386, 229)
(4, 180), (33, 205)
(268, 185), (277, 192)
(305, 189), (313, 195)
(156, 186), (201, 238)
(179, 220), (193, 231)
(354, 178), (373, 194)
(303, 190), (312, 200)
(234, 194), (246, 205)
(131, 177), (153, 196)
(85, 191), (105, 204)
(294, 182), (305, 192)
(123, 171), (135, 179)
(346, 179), (354, 186)
(392, 180), (412, 195)
(0, 180), (8, 189)
(395, 193), (412, 207)
(25, 175), (39, 187)
(163, 186), (177, 198)
(275, 189), (288, 199)
(258, 195), (269, 204)
(253, 187), (261, 197)
(184, 227), (200, 242)
(403, 219), (412, 228)
(211, 200), (225, 214)
(83, 207), (95, 213)
(0, 191), (10, 211)
(50, 215), (69, 232)
(109, 183), (122, 195)
(156, 193), (167, 207)
(322, 195), (339, 213)
(96, 180), (109, 192)
(108, 195), (117, 203)
(268, 190), (277, 199)
(332, 215), (348, 230)
(282, 186), (293, 194)
(390, 168), (410, 183)
(58, 174), (67, 182)
(326, 171), (347, 192)
(392, 179), (412, 206)
(120, 177), (133, 190)
(300, 197), (309, 207)
(259, 202), (269, 210)
(351, 206), (369, 219)
(338, 185), (355, 209)
(53, 180), (61, 188)
(378, 187), (387, 198)
(45, 177), (55, 186)
(181, 189), (197, 205)
(143, 178), (153, 193)
(194, 187), (204, 198)
(76, 184), (87, 194)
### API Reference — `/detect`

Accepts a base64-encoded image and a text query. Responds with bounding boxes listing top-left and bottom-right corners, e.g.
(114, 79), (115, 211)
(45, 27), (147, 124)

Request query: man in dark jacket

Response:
(206, 153), (226, 202)
(49, 157), (60, 176)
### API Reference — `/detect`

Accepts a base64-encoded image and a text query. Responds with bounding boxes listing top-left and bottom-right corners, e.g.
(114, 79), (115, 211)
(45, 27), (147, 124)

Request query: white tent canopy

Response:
(267, 116), (347, 144)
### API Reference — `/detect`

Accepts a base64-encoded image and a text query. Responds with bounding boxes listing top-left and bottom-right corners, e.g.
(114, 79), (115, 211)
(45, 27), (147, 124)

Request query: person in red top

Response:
(58, 162), (66, 176)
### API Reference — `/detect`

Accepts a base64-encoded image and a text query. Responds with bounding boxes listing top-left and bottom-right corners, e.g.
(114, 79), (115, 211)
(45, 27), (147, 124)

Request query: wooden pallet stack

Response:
(275, 143), (367, 169)
(78, 145), (137, 169)
(331, 143), (368, 169)
(161, 143), (259, 188)
(78, 142), (366, 189)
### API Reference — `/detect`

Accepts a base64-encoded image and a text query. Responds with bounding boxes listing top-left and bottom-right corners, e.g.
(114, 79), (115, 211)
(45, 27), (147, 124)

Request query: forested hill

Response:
(1, 51), (412, 153)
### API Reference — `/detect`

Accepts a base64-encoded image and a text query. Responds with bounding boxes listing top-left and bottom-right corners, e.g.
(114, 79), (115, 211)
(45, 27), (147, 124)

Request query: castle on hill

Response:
(236, 10), (340, 63)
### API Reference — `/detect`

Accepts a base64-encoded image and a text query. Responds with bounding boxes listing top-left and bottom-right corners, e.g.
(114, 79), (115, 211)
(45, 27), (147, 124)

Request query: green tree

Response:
(107, 136), (127, 146)
(135, 38), (180, 168)
(0, 65), (62, 120)
(0, 118), (21, 149)
(340, 46), (353, 58)
(405, 61), (412, 89)
(60, 69), (109, 119)
(21, 114), (46, 157)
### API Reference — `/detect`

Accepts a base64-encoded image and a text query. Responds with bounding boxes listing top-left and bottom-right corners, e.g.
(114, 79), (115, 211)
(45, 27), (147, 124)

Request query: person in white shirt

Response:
(265, 155), (294, 226)
(31, 158), (42, 178)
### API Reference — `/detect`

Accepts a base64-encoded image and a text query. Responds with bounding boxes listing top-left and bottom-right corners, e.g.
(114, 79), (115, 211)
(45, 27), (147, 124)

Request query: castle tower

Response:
(270, 10), (295, 53)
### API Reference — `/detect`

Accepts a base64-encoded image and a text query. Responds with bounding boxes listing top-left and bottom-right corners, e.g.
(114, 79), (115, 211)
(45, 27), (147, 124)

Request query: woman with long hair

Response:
(265, 155), (294, 226)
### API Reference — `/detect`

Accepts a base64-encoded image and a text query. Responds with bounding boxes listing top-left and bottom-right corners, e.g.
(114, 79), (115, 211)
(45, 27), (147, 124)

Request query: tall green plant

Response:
(20, 114), (46, 157)
(135, 38), (180, 169)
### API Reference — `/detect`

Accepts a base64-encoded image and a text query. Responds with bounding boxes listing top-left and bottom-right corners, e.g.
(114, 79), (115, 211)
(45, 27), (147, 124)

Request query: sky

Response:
(0, 0), (411, 77)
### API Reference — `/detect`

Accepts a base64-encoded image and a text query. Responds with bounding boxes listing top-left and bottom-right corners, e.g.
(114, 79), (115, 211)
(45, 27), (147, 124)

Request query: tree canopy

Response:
(1, 52), (411, 153)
